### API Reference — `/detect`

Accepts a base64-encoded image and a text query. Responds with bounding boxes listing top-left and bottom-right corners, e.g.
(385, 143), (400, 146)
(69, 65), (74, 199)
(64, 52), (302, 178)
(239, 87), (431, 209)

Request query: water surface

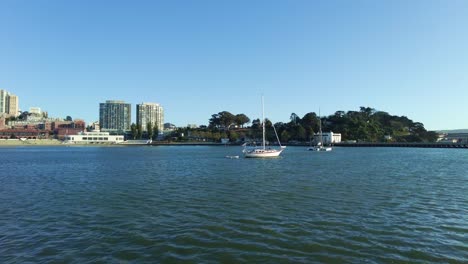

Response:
(1, 146), (467, 263)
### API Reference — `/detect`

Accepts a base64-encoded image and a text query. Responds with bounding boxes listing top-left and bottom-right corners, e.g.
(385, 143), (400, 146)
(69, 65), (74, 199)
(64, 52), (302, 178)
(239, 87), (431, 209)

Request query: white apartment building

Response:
(136, 102), (164, 133)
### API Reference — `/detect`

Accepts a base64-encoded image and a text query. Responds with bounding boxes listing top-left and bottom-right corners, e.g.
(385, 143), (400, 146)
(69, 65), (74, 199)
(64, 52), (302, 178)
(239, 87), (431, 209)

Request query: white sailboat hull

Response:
(244, 148), (284, 158)
(308, 146), (332, 152)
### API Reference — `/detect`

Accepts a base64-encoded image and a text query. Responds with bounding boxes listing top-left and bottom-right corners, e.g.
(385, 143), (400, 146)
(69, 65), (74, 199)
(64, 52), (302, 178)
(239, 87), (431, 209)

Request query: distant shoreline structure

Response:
(1, 139), (467, 149)
(334, 142), (468, 149)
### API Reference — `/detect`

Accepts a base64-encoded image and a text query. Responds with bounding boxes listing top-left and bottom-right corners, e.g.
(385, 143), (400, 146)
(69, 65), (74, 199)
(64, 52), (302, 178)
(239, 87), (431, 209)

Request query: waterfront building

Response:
(99, 100), (131, 133)
(136, 102), (164, 133)
(54, 120), (86, 139)
(313, 131), (342, 144)
(64, 131), (124, 144)
(0, 128), (49, 139)
(438, 133), (468, 144)
(3, 117), (86, 140)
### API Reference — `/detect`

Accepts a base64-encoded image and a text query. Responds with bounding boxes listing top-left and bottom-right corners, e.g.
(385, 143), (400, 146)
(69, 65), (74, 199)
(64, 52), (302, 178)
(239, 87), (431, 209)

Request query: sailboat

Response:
(243, 96), (285, 158)
(308, 113), (332, 152)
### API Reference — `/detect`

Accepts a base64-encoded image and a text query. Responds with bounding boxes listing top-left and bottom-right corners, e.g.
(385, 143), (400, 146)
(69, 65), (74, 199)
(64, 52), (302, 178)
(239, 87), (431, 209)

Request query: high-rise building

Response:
(0, 89), (8, 114)
(99, 100), (131, 132)
(6, 94), (19, 117)
(136, 102), (164, 133)
(0, 89), (19, 117)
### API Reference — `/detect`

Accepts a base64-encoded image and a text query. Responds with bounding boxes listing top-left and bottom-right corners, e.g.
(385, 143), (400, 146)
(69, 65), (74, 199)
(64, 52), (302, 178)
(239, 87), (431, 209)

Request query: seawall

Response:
(334, 142), (468, 148)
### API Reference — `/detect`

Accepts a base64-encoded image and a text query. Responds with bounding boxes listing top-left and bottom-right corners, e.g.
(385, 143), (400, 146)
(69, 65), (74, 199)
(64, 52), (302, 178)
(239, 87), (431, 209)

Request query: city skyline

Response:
(1, 1), (467, 130)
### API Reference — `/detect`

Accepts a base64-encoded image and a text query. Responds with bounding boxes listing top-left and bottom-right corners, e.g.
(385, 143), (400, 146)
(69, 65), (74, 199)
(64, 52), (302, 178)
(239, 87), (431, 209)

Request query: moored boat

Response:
(308, 110), (333, 152)
(244, 96), (285, 158)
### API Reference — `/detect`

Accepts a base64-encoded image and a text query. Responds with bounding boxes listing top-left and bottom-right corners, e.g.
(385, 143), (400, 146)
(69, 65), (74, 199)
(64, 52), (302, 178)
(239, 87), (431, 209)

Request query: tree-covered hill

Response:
(169, 107), (438, 143)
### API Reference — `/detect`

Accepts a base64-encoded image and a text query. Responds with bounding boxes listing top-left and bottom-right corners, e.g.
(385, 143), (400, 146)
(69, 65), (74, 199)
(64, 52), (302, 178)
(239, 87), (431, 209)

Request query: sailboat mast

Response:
(262, 96), (266, 150)
(319, 109), (323, 145)
(319, 118), (323, 145)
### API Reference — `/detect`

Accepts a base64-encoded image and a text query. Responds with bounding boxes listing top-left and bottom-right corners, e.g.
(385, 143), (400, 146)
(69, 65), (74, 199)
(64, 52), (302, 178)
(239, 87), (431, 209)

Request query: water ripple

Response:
(0, 146), (467, 263)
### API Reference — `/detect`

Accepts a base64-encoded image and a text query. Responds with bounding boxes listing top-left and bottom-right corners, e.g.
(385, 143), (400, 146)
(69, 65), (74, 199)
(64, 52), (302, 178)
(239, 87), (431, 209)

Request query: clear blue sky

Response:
(1, 0), (467, 130)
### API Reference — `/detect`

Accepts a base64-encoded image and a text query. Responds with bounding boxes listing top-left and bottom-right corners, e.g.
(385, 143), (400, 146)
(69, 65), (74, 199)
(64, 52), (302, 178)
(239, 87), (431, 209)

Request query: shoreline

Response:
(1, 139), (467, 149)
(0, 139), (230, 147)
(0, 139), (63, 147)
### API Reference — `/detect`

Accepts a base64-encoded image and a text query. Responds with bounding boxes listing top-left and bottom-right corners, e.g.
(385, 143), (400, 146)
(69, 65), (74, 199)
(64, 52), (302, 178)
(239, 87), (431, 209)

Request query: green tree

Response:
(228, 130), (239, 142)
(212, 132), (221, 142)
(209, 111), (236, 130)
(251, 118), (261, 129)
(360, 106), (375, 117)
(334, 111), (345, 117)
(219, 111), (236, 129)
(147, 122), (153, 140)
(18, 111), (29, 120)
(204, 106), (436, 144)
(321, 107), (435, 142)
(235, 114), (250, 128)
(423, 131), (438, 142)
(290, 113), (300, 125)
(280, 130), (290, 142)
(153, 125), (159, 140)
(301, 112), (319, 139)
(264, 119), (276, 142)
(209, 113), (221, 129)
(130, 123), (137, 140)
(137, 124), (143, 139)
(295, 125), (307, 141)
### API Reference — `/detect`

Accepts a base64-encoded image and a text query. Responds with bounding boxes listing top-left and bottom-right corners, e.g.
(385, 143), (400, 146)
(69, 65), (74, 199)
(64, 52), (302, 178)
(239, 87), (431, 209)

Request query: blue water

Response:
(1, 146), (467, 263)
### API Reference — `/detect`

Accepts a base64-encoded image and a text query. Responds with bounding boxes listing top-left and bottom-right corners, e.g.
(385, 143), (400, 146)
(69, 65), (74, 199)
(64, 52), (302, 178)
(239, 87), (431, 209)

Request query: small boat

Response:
(308, 142), (332, 152)
(225, 155), (240, 159)
(244, 96), (285, 158)
(308, 110), (333, 152)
